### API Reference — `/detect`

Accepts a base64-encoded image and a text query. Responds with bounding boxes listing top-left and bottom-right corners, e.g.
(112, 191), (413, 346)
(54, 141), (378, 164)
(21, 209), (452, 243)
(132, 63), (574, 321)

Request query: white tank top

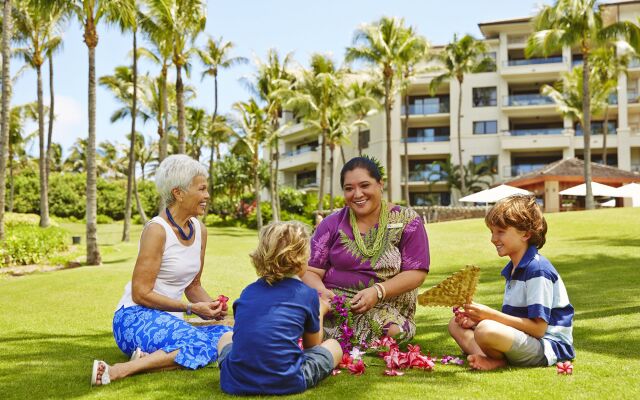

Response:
(116, 216), (203, 319)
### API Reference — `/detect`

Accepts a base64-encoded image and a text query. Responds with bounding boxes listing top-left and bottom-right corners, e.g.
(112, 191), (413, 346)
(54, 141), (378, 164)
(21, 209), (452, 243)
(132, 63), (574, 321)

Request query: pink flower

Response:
(339, 354), (353, 369)
(348, 359), (366, 375)
(383, 350), (400, 369)
(384, 369), (405, 376)
(217, 295), (229, 311)
(410, 354), (435, 370)
(331, 369), (342, 376)
(297, 337), (304, 350)
(556, 361), (573, 375)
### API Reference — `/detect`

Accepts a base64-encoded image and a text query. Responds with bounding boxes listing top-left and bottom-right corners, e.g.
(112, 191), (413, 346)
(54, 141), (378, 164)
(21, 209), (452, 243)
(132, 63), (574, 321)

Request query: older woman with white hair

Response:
(91, 155), (232, 386)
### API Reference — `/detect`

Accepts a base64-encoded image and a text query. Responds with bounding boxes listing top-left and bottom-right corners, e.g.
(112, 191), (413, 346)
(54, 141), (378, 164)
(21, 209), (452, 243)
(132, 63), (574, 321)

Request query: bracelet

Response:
(375, 283), (387, 300)
(373, 284), (383, 302)
(186, 302), (192, 316)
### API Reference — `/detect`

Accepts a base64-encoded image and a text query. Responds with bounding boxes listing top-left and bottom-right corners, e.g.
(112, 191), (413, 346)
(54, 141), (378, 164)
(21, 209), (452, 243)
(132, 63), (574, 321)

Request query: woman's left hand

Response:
(350, 287), (379, 314)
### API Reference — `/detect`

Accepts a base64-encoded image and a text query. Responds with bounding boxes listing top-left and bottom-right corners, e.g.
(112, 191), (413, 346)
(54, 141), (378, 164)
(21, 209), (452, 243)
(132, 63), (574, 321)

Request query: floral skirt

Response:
(324, 287), (417, 346)
(112, 305), (233, 370)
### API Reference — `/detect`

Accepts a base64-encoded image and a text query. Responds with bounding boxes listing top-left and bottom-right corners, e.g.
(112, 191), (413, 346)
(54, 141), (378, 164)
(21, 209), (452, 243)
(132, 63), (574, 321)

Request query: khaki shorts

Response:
(504, 328), (548, 367)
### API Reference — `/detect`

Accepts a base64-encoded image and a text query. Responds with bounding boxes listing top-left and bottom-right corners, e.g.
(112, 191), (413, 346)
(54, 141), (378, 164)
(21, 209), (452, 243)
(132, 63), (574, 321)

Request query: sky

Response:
(11, 0), (553, 159)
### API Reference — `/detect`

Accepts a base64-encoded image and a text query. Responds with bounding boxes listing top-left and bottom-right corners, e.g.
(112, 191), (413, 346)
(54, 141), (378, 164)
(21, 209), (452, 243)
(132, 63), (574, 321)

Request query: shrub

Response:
(1, 224), (69, 267)
(96, 214), (114, 224)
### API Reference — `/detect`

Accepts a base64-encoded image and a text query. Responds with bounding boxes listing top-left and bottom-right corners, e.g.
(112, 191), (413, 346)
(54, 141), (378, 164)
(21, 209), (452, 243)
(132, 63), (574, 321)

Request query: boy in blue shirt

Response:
(217, 221), (342, 395)
(449, 195), (574, 370)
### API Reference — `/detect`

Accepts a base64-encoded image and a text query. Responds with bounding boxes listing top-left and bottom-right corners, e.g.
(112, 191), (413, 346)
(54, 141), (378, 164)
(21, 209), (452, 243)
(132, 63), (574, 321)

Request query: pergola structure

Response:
(504, 158), (640, 212)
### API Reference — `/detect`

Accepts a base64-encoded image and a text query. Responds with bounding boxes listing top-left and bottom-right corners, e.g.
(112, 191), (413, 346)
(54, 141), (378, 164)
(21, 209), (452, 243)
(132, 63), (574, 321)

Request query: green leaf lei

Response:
(348, 199), (389, 259)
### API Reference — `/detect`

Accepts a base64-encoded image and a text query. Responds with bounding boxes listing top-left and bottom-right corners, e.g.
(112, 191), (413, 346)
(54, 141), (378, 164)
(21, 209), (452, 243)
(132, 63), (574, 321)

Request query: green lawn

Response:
(1, 208), (639, 399)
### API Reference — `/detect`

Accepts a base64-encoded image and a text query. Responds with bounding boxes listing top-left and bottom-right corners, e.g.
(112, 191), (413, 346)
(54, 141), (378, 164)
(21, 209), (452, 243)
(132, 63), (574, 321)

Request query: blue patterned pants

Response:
(112, 305), (233, 369)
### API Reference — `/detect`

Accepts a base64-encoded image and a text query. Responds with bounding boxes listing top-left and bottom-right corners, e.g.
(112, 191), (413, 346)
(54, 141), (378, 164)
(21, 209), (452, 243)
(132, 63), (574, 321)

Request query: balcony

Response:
(402, 135), (449, 143)
(502, 94), (557, 117)
(501, 56), (567, 81)
(403, 102), (450, 115)
(406, 169), (448, 183)
(504, 56), (563, 67)
(279, 147), (319, 171)
(510, 127), (564, 136)
(503, 164), (547, 178)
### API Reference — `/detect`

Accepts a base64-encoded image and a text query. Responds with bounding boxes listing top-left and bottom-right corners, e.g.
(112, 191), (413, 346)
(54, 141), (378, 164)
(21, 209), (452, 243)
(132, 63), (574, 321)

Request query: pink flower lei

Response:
(330, 295), (359, 353)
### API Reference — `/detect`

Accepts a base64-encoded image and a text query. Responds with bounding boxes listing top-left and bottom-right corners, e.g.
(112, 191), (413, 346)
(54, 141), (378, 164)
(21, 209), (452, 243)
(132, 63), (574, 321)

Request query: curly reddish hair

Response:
(485, 195), (548, 249)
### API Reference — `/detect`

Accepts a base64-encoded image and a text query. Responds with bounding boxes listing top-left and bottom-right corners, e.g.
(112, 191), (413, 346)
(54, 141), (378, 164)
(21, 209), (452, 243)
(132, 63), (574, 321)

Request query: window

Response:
(575, 121), (617, 136)
(409, 192), (451, 206)
(473, 120), (498, 134)
(359, 130), (370, 150)
(472, 155), (498, 175)
(296, 171), (316, 189)
(472, 87), (497, 107)
(406, 127), (450, 142)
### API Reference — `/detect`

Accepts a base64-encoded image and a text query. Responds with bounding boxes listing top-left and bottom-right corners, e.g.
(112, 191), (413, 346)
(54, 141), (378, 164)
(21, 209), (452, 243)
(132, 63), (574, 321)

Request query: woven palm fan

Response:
(418, 265), (480, 307)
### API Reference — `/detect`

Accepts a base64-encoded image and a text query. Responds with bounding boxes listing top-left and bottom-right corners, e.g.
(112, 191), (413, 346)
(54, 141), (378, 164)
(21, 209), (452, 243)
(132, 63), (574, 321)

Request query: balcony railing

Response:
(296, 179), (317, 189)
(402, 135), (450, 143)
(504, 56), (563, 67)
(629, 58), (640, 69)
(509, 128), (564, 136)
(282, 146), (317, 158)
(403, 102), (450, 115)
(628, 91), (640, 104)
(503, 94), (554, 107)
(631, 164), (640, 173)
(407, 170), (448, 182)
(504, 164), (546, 177)
(575, 128), (617, 136)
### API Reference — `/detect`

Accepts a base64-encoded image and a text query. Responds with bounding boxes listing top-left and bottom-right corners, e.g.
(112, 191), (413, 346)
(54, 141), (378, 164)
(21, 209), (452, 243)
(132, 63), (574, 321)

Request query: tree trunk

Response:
(0, 0), (13, 242)
(86, 43), (101, 265)
(357, 125), (362, 156)
(159, 64), (168, 161)
(329, 144), (335, 211)
(207, 75), (219, 217)
(134, 169), (147, 223)
(8, 142), (14, 212)
(37, 65), (50, 227)
(582, 49), (594, 210)
(46, 55), (54, 188)
(176, 63), (186, 154)
(122, 31), (138, 242)
(457, 81), (465, 197)
(254, 153), (262, 230)
(384, 79), (393, 202)
(274, 138), (281, 220)
(402, 91), (410, 206)
(269, 145), (278, 222)
(602, 105), (609, 165)
(317, 129), (327, 212)
(340, 146), (346, 165)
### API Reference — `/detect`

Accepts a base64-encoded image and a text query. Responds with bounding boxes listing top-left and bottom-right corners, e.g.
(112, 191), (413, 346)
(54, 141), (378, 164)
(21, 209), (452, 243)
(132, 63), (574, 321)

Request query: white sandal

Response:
(91, 360), (111, 386)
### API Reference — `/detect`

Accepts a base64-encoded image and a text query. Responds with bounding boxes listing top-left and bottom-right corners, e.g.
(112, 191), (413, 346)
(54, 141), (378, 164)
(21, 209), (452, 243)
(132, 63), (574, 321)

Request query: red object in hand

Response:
(556, 361), (573, 375)
(217, 295), (229, 311)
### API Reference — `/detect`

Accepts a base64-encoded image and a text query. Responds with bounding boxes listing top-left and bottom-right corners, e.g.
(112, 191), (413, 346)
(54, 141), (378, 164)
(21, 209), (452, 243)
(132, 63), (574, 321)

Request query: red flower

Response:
(297, 337), (304, 350)
(347, 359), (366, 375)
(556, 361), (573, 375)
(410, 354), (435, 370)
(339, 354), (353, 369)
(217, 295), (229, 312)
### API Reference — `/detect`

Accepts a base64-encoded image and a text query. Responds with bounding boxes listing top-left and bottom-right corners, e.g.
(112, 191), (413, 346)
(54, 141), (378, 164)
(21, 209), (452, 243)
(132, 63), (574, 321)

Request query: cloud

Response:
(49, 95), (86, 155)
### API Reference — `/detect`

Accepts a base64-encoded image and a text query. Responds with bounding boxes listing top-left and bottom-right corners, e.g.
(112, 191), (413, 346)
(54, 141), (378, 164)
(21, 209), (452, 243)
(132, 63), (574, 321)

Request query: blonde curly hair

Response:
(485, 194), (548, 249)
(250, 221), (311, 285)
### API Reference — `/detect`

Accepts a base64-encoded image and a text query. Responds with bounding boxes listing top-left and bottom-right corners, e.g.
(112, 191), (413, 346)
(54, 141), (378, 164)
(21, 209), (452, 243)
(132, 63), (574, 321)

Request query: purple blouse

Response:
(309, 206), (430, 290)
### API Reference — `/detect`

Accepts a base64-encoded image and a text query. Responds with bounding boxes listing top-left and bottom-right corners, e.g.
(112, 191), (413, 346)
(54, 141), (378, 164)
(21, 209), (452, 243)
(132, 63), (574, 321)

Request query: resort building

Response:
(273, 1), (640, 208)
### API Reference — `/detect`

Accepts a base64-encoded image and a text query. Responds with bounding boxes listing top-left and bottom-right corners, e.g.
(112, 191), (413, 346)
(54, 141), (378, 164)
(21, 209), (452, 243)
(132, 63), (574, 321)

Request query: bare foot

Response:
(467, 354), (507, 371)
(95, 362), (109, 385)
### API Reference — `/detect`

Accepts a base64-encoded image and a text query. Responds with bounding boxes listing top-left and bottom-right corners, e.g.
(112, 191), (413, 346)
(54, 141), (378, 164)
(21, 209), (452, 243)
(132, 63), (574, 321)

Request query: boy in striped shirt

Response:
(448, 195), (574, 370)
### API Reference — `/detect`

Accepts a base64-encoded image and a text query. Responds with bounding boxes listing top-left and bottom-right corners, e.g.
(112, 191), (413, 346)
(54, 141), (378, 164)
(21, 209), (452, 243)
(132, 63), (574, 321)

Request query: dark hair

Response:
(485, 195), (548, 249)
(340, 156), (383, 187)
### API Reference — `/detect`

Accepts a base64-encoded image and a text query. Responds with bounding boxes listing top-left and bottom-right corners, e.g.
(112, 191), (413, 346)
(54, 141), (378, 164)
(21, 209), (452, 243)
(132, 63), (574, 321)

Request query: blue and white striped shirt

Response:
(501, 246), (575, 365)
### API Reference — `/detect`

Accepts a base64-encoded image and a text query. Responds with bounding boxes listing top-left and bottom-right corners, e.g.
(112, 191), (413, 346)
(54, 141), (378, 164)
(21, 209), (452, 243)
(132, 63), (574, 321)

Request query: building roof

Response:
(506, 158), (640, 186)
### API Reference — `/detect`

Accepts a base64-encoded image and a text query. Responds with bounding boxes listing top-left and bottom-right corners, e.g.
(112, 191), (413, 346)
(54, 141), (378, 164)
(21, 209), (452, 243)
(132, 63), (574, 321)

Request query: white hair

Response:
(155, 155), (208, 206)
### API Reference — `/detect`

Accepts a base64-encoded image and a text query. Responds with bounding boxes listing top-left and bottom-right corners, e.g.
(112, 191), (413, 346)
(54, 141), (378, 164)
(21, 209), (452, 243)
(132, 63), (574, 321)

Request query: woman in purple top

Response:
(303, 157), (430, 344)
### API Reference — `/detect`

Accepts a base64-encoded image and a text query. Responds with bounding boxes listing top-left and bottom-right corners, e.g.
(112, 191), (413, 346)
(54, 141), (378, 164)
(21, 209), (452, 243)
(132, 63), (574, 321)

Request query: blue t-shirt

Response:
(501, 245), (575, 365)
(220, 277), (320, 395)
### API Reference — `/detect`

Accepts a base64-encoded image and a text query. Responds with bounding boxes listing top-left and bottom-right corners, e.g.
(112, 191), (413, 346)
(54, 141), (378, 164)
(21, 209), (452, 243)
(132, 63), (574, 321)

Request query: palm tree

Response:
(135, 134), (156, 181)
(97, 140), (121, 178)
(144, 0), (206, 154)
(7, 106), (25, 212)
(185, 106), (207, 160)
(248, 49), (295, 221)
(137, 15), (173, 161)
(12, 0), (66, 227)
(198, 36), (247, 208)
(526, 0), (640, 210)
(232, 99), (270, 230)
(429, 34), (493, 200)
(0, 0), (13, 241)
(71, 0), (135, 264)
(346, 17), (424, 202)
(590, 45), (629, 165)
(345, 78), (382, 156)
(64, 137), (88, 173)
(283, 54), (345, 212)
(398, 34), (429, 206)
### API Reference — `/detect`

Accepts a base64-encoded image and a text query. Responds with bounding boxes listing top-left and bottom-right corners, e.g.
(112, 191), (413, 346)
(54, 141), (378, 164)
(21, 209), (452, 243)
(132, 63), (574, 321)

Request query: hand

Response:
(318, 288), (336, 302)
(350, 287), (378, 314)
(455, 312), (477, 329)
(319, 297), (331, 317)
(192, 301), (222, 320)
(462, 302), (495, 323)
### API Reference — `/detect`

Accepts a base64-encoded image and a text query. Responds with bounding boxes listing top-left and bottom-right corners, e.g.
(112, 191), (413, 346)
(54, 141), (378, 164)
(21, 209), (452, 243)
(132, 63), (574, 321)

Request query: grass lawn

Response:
(1, 208), (639, 399)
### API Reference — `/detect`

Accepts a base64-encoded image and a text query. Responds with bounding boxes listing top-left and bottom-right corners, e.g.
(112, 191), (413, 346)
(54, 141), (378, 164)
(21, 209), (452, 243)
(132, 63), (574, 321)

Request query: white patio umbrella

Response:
(459, 184), (532, 203)
(559, 182), (622, 197)
(614, 183), (640, 207)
